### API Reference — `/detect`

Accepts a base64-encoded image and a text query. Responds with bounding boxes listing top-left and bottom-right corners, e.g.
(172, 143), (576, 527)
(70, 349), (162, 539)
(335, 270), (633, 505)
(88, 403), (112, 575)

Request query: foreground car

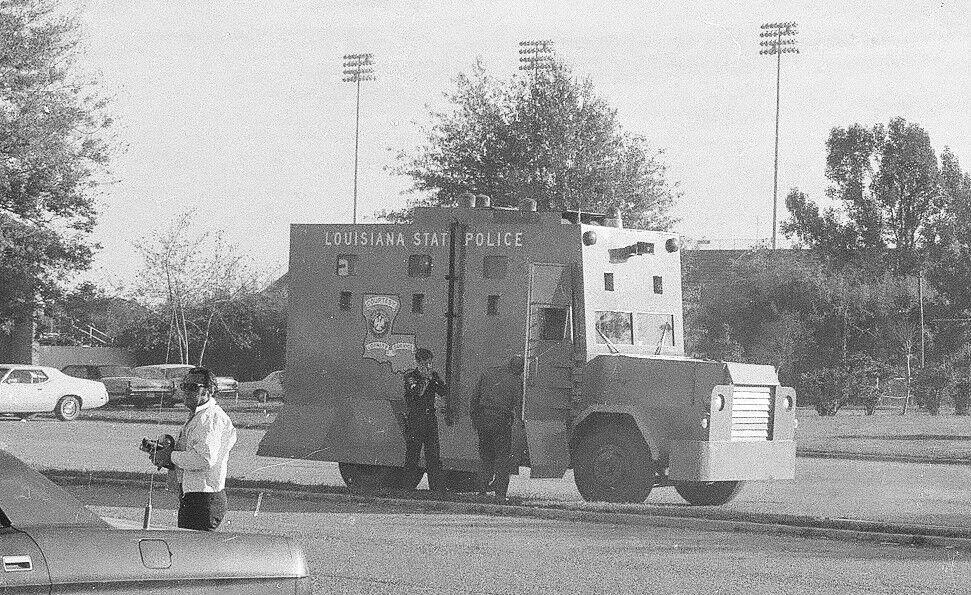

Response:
(61, 364), (177, 408)
(0, 365), (108, 421)
(0, 449), (311, 593)
(133, 364), (239, 401)
(239, 370), (285, 402)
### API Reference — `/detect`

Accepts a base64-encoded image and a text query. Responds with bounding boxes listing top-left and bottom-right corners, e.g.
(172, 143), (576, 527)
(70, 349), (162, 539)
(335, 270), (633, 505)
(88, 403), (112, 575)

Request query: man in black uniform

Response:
(470, 355), (524, 503)
(403, 348), (448, 492)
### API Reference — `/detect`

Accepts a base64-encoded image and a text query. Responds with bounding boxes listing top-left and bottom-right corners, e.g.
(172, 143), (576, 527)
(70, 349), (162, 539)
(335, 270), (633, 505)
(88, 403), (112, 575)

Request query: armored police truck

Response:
(258, 198), (796, 504)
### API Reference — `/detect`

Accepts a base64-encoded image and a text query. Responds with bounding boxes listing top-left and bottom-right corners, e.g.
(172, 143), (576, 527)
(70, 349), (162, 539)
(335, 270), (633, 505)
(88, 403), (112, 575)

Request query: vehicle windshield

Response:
(0, 450), (107, 528)
(99, 366), (134, 377)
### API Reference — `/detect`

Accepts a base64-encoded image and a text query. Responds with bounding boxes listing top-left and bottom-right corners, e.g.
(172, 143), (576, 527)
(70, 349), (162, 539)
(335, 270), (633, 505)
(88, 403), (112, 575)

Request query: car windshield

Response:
(99, 366), (134, 377)
(0, 450), (107, 528)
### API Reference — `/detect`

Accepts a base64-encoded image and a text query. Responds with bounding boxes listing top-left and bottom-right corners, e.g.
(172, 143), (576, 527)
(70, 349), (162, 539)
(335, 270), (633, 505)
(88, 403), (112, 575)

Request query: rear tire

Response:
(442, 470), (478, 493)
(55, 395), (81, 421)
(674, 481), (744, 506)
(572, 420), (655, 503)
(338, 464), (407, 490)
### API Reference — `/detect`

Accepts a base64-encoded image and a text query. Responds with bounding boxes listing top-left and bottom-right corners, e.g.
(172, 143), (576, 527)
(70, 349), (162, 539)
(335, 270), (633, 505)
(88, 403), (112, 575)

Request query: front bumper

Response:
(668, 439), (796, 482)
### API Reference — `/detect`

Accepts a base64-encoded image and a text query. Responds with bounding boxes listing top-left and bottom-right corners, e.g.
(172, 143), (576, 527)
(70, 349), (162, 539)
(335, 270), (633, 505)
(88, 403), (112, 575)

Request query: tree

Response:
(393, 59), (678, 229)
(131, 212), (262, 366)
(782, 118), (939, 274)
(0, 0), (113, 326)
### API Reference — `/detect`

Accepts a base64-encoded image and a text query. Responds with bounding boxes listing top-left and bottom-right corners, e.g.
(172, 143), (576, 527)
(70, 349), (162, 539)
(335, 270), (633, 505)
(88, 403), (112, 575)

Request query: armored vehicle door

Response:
(523, 263), (575, 478)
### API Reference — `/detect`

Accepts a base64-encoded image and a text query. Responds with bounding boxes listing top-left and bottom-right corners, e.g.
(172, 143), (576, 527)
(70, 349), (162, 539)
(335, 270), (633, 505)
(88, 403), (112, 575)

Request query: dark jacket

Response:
(470, 366), (523, 419)
(403, 368), (447, 414)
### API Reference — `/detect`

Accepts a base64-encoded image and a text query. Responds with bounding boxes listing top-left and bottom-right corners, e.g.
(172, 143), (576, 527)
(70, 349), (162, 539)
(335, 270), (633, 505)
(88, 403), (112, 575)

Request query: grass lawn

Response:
(796, 407), (971, 461)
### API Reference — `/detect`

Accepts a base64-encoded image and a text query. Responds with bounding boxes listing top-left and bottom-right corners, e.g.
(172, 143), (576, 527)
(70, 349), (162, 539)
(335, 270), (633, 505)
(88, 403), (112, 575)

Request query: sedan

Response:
(0, 448), (311, 593)
(0, 365), (108, 421)
(61, 364), (177, 408)
(133, 364), (239, 401)
(239, 370), (285, 402)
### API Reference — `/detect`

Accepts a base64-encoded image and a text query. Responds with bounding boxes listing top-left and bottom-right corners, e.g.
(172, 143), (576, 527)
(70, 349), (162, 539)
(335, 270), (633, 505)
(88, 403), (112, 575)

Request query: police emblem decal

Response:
(362, 294), (416, 373)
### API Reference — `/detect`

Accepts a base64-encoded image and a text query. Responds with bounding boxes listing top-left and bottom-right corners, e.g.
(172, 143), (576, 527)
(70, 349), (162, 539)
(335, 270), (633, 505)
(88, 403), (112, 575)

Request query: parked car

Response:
(0, 448), (311, 593)
(239, 370), (285, 402)
(133, 364), (239, 401)
(0, 365), (108, 421)
(61, 364), (178, 408)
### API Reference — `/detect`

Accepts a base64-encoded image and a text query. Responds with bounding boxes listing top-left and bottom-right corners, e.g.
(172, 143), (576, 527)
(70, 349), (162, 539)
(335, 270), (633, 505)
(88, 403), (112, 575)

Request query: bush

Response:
(800, 367), (847, 416)
(912, 364), (953, 415)
(953, 378), (971, 416)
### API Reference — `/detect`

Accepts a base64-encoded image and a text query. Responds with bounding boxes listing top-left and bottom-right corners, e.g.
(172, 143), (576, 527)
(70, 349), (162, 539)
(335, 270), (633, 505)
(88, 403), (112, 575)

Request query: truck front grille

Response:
(730, 386), (773, 441)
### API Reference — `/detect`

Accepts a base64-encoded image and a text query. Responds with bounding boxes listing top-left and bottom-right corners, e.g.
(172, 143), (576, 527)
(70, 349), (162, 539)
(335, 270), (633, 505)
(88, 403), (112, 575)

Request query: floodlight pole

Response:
(518, 41), (558, 210)
(759, 22), (799, 249)
(342, 53), (375, 224)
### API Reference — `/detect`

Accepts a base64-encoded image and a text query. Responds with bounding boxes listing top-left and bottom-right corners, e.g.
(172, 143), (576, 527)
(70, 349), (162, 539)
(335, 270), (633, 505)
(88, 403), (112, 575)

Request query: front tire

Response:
(572, 420), (655, 503)
(674, 481), (744, 506)
(55, 395), (81, 421)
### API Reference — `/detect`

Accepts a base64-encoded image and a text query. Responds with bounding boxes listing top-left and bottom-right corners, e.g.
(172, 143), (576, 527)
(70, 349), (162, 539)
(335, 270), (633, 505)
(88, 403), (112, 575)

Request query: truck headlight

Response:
(783, 395), (793, 411)
(701, 414), (710, 429)
(714, 394), (725, 411)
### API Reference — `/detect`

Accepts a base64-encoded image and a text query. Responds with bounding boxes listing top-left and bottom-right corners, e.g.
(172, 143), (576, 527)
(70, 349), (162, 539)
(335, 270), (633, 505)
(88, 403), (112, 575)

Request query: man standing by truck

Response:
(403, 348), (448, 492)
(470, 355), (524, 503)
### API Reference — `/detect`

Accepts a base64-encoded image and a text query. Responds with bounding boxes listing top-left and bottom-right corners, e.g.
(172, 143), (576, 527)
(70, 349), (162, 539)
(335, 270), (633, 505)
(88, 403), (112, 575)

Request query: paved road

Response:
(75, 485), (971, 595)
(4, 417), (970, 529)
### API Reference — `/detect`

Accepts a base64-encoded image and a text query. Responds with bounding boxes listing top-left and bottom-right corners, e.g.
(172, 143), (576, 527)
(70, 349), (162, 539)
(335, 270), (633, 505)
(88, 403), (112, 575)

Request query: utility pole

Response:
(759, 22), (799, 250)
(342, 53), (375, 224)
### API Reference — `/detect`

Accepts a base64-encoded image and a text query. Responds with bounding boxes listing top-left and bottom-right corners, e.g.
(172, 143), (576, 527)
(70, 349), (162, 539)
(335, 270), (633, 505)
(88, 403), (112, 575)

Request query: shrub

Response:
(800, 367), (847, 416)
(953, 378), (971, 416)
(912, 364), (953, 415)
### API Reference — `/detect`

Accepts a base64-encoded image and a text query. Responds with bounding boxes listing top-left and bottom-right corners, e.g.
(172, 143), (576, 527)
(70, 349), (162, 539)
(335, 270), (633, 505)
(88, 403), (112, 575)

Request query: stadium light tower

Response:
(759, 22), (799, 250)
(342, 53), (375, 224)
(518, 40), (555, 77)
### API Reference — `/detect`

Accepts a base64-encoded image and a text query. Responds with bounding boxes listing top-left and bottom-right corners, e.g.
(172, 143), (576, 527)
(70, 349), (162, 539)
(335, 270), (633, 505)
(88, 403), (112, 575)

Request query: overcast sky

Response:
(75, 0), (970, 283)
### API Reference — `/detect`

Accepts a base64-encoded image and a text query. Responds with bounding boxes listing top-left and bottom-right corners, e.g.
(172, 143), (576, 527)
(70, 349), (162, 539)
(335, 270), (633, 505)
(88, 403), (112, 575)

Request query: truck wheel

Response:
(442, 470), (478, 493)
(674, 481), (744, 506)
(572, 421), (655, 503)
(338, 464), (408, 490)
(55, 395), (82, 421)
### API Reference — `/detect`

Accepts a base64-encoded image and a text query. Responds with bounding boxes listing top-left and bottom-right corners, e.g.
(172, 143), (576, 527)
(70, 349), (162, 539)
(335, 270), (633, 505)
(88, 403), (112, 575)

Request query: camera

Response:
(139, 434), (176, 454)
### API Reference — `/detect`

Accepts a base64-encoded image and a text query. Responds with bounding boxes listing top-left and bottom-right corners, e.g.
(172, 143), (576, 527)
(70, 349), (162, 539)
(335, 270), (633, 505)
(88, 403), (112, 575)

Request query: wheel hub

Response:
(593, 446), (625, 486)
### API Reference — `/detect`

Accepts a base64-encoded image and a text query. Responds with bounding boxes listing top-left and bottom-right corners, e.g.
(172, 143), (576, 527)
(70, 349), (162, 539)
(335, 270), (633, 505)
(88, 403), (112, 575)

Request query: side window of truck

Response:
(336, 254), (358, 276)
(595, 311), (633, 345)
(537, 307), (569, 340)
(408, 255), (432, 278)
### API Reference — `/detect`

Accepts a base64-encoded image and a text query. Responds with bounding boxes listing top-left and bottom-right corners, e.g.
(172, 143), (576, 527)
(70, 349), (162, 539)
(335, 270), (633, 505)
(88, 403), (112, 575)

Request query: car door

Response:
(0, 527), (51, 593)
(28, 370), (56, 412)
(1, 369), (41, 413)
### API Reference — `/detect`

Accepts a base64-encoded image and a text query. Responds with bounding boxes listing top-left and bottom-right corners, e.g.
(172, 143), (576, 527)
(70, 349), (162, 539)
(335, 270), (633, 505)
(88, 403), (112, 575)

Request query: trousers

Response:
(178, 490), (227, 531)
(475, 411), (513, 498)
(404, 412), (443, 490)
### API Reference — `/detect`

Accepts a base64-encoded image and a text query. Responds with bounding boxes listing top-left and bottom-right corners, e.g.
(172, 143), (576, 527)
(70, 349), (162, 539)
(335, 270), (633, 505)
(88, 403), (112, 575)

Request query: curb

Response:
(798, 450), (971, 466)
(46, 470), (971, 552)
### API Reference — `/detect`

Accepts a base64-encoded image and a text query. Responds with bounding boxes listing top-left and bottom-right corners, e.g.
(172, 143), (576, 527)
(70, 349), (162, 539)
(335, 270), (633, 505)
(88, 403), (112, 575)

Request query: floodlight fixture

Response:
(759, 22), (800, 250)
(341, 52), (376, 224)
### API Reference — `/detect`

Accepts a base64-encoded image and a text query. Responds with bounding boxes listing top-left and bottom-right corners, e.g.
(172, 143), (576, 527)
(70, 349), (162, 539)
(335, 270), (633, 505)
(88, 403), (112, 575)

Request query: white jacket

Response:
(168, 398), (238, 493)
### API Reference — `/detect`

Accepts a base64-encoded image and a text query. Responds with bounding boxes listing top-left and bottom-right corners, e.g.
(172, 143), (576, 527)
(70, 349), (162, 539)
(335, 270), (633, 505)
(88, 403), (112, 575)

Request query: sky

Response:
(73, 0), (971, 284)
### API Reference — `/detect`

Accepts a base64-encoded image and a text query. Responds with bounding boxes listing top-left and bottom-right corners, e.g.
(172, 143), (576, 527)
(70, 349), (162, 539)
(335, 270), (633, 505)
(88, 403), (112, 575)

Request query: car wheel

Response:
(572, 420), (655, 503)
(674, 481), (744, 506)
(55, 395), (82, 421)
(254, 389), (269, 404)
